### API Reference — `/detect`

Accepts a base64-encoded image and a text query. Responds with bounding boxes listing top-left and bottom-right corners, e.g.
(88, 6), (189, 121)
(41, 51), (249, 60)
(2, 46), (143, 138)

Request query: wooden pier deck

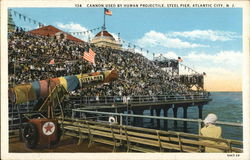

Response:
(56, 118), (242, 153)
(9, 136), (114, 152)
(9, 93), (241, 153)
(9, 117), (242, 153)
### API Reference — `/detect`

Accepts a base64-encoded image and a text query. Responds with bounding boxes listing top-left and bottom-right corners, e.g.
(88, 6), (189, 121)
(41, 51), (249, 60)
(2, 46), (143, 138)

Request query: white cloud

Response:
(184, 50), (242, 65)
(56, 22), (86, 32)
(136, 30), (208, 49)
(55, 22), (94, 42)
(179, 50), (242, 91)
(156, 50), (242, 77)
(169, 30), (240, 41)
(151, 50), (242, 71)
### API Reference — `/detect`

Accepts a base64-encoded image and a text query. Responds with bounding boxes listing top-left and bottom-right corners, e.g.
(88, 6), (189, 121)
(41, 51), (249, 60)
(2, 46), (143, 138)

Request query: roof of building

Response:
(94, 30), (116, 41)
(28, 25), (84, 42)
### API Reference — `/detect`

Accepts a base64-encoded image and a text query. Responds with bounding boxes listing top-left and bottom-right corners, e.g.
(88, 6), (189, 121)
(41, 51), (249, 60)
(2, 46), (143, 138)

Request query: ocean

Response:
(141, 92), (243, 141)
(202, 92), (243, 141)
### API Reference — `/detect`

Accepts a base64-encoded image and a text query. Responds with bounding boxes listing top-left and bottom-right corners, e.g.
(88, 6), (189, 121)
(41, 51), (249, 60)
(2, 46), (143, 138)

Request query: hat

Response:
(203, 113), (218, 125)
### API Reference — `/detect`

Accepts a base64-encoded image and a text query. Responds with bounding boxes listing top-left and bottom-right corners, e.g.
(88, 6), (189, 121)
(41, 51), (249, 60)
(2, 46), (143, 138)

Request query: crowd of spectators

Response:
(8, 30), (203, 98)
(8, 30), (92, 84)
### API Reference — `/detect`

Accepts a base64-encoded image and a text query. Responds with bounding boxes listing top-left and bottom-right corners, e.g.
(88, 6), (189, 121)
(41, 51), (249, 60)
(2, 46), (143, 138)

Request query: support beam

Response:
(133, 109), (143, 127)
(150, 108), (154, 124)
(183, 106), (188, 132)
(173, 107), (178, 128)
(155, 108), (161, 129)
(163, 108), (169, 130)
(198, 105), (203, 119)
(127, 110), (133, 125)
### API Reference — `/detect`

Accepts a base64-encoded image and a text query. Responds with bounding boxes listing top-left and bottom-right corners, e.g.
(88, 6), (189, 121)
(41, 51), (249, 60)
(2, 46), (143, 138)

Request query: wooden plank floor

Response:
(9, 136), (115, 153)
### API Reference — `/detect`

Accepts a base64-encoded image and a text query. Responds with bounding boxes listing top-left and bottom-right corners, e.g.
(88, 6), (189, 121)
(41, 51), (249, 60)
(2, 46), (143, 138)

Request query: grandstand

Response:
(8, 29), (205, 98)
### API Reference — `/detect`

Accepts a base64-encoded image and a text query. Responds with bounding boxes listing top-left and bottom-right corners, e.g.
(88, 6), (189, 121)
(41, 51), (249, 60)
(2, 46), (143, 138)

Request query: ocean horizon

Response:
(142, 91), (243, 140)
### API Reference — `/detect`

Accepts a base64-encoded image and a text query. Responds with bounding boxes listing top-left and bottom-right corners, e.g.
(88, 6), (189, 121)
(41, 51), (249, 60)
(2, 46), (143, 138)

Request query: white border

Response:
(1, 0), (249, 160)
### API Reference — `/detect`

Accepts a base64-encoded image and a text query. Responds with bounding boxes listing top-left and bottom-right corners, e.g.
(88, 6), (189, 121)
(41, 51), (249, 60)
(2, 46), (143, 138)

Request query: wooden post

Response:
(183, 106), (188, 132)
(198, 105), (203, 119)
(133, 109), (143, 127)
(150, 108), (154, 124)
(163, 108), (168, 130)
(173, 107), (178, 128)
(156, 108), (161, 129)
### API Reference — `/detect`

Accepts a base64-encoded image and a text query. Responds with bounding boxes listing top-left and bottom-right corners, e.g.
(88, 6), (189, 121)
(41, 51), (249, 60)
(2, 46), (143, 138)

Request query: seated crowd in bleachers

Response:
(8, 29), (200, 97)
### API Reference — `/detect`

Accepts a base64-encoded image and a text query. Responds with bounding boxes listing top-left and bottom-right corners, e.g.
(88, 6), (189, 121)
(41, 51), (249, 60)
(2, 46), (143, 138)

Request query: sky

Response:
(9, 8), (243, 91)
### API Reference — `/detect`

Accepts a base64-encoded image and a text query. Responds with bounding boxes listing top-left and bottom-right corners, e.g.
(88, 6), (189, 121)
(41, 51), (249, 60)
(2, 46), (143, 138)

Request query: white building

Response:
(91, 30), (122, 50)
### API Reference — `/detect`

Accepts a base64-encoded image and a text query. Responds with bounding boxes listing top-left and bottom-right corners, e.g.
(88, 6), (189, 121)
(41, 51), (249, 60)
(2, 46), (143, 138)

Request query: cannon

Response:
(9, 69), (118, 149)
(9, 69), (118, 105)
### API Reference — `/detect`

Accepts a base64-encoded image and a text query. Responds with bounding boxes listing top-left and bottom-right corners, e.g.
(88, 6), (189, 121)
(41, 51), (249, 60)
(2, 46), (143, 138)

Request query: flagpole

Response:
(103, 8), (106, 30)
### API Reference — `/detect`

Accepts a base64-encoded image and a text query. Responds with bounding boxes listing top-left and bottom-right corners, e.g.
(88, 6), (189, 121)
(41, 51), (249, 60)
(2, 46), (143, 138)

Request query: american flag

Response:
(83, 48), (96, 64)
(105, 8), (112, 16)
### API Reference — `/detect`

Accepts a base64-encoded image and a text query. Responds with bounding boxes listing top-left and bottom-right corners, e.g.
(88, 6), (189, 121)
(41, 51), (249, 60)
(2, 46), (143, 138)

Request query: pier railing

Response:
(71, 109), (242, 139)
(69, 94), (210, 106)
(58, 117), (243, 153)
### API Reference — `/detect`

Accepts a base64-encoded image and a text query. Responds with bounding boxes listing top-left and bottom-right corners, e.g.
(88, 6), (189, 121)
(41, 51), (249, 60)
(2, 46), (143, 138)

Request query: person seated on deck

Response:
(200, 113), (227, 152)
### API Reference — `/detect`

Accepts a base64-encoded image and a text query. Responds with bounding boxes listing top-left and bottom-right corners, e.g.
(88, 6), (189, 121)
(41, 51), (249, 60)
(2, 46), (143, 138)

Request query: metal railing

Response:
(71, 109), (242, 139)
(69, 94), (211, 106)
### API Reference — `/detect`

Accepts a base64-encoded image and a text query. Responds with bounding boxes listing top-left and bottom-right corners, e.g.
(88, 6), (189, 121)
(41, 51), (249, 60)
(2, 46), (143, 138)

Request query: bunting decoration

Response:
(9, 9), (200, 76)
(9, 9), (152, 59)
(10, 9), (44, 29)
(179, 63), (199, 74)
(67, 27), (101, 36)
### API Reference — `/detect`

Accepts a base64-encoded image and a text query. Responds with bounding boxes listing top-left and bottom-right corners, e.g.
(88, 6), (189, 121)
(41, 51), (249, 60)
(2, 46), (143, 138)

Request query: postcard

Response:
(1, 0), (249, 160)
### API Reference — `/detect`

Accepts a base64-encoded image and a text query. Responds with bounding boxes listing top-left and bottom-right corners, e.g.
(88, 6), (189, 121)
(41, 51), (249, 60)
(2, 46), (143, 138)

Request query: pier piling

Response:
(173, 107), (178, 128)
(198, 105), (203, 119)
(183, 106), (188, 132)
(150, 108), (154, 124)
(163, 108), (168, 130)
(155, 108), (161, 129)
(133, 109), (143, 126)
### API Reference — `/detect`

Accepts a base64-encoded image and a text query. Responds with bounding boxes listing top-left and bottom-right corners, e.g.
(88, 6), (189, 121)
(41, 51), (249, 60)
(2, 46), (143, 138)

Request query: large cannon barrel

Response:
(9, 69), (118, 104)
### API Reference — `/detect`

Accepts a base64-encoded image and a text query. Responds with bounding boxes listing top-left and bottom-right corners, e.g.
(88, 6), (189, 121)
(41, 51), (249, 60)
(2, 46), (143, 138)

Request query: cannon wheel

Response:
(22, 122), (38, 149)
